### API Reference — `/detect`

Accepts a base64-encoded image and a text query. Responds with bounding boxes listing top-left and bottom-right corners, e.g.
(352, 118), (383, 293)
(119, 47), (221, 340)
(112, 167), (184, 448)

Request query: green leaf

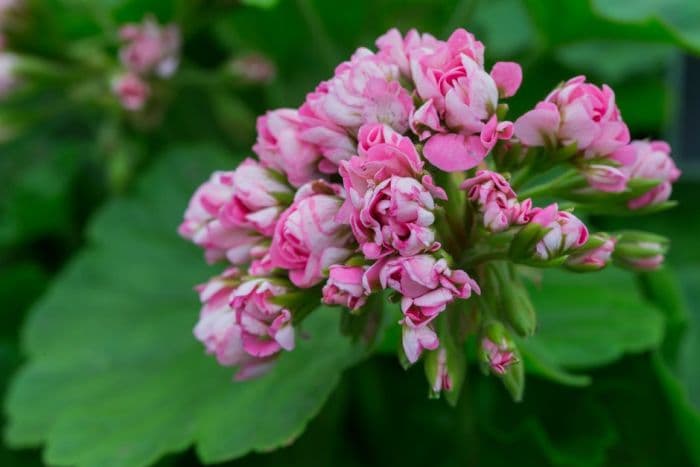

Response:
(554, 41), (674, 83)
(525, 268), (665, 369)
(4, 145), (362, 466)
(591, 0), (700, 54)
(518, 341), (591, 387)
(471, 0), (535, 59)
(524, 0), (700, 53)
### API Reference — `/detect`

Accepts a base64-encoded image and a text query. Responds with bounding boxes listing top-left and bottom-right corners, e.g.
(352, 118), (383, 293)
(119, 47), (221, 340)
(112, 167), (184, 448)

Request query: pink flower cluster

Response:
(513, 76), (681, 209)
(112, 16), (181, 111)
(180, 27), (680, 388)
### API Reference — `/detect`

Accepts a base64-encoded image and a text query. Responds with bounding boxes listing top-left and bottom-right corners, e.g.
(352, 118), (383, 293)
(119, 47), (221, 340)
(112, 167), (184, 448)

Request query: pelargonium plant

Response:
(179, 28), (680, 402)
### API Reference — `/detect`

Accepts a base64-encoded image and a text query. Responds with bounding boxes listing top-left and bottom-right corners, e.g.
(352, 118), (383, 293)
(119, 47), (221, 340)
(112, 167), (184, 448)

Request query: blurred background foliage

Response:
(1, 0), (699, 466)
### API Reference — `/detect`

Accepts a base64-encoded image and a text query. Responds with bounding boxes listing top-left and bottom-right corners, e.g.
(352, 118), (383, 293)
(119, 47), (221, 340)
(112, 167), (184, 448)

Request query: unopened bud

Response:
(229, 53), (276, 84)
(479, 322), (517, 376)
(566, 233), (616, 272)
(613, 231), (668, 271)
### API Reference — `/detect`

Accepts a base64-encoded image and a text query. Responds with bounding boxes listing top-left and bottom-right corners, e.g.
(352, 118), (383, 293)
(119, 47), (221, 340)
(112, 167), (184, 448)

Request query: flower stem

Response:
(517, 169), (580, 200)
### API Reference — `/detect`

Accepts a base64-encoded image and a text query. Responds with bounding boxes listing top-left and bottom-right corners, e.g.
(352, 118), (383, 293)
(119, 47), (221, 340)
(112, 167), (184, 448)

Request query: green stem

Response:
(517, 169), (579, 200)
(460, 250), (508, 268)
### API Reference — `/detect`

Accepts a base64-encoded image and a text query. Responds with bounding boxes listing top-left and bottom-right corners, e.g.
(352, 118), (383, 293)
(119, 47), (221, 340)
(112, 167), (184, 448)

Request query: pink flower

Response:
(481, 337), (516, 375)
(379, 255), (480, 317)
(582, 164), (628, 193)
(219, 159), (292, 236)
(254, 109), (323, 187)
(269, 181), (353, 288)
(298, 48), (412, 172)
(179, 171), (267, 264)
(612, 140), (681, 210)
(322, 265), (367, 310)
(298, 82), (358, 170)
(193, 269), (277, 380)
(119, 17), (181, 78)
(374, 254), (479, 363)
(375, 28), (440, 77)
(408, 29), (517, 171)
(529, 204), (589, 260)
(230, 278), (295, 359)
(402, 325), (439, 364)
(514, 76), (629, 158)
(340, 123), (426, 207)
(350, 176), (439, 259)
(461, 170), (532, 232)
(429, 347), (452, 393)
(321, 48), (412, 133)
(566, 235), (616, 271)
(112, 73), (150, 111)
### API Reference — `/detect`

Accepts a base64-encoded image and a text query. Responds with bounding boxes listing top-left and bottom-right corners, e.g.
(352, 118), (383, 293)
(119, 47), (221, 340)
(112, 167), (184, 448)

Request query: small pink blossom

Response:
(193, 269), (277, 380)
(375, 28), (440, 77)
(298, 81), (358, 170)
(254, 108), (323, 187)
(321, 48), (410, 132)
(429, 347), (452, 393)
(582, 164), (628, 193)
(374, 254), (479, 363)
(322, 265), (367, 310)
(269, 181), (353, 288)
(402, 324), (439, 364)
(220, 159), (292, 236)
(408, 29), (516, 171)
(514, 76), (629, 158)
(179, 171), (267, 265)
(461, 170), (532, 232)
(612, 140), (681, 210)
(230, 278), (295, 359)
(119, 17), (181, 78)
(481, 337), (516, 375)
(613, 234), (667, 271)
(112, 72), (150, 111)
(340, 123), (425, 208)
(566, 235), (616, 270)
(529, 204), (589, 260)
(298, 48), (412, 172)
(350, 176), (439, 259)
(621, 253), (665, 271)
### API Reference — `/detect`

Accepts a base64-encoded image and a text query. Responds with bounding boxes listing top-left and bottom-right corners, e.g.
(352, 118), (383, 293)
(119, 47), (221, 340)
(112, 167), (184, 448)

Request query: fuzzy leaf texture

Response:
(4, 146), (363, 467)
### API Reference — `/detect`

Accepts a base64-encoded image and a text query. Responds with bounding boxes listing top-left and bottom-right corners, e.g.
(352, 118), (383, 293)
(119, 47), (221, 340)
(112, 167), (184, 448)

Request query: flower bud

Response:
(613, 231), (668, 271)
(322, 265), (367, 311)
(479, 322), (524, 401)
(424, 312), (467, 405)
(520, 204), (588, 262)
(581, 164), (628, 193)
(479, 322), (517, 376)
(112, 72), (150, 111)
(229, 53), (276, 84)
(566, 233), (616, 272)
(0, 51), (18, 98)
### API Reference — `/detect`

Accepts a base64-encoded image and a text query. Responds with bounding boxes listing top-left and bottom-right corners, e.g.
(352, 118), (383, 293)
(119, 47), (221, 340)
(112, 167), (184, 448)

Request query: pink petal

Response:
(513, 102), (560, 146)
(490, 62), (522, 98)
(423, 133), (489, 172)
